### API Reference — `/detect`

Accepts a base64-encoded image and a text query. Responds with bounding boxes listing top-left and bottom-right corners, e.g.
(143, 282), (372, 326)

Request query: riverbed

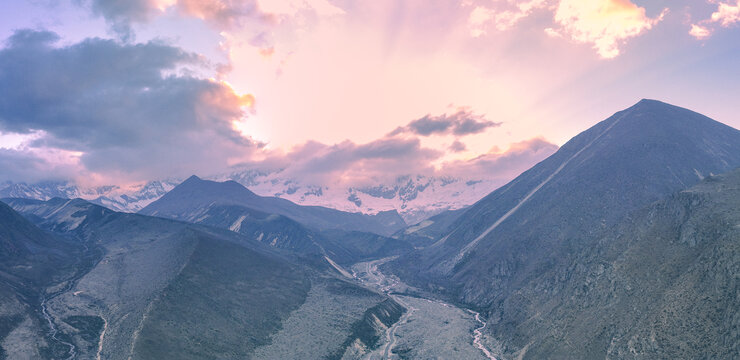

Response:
(352, 258), (497, 360)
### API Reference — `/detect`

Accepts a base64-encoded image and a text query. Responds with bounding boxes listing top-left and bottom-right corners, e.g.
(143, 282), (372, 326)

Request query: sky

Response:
(0, 0), (738, 188)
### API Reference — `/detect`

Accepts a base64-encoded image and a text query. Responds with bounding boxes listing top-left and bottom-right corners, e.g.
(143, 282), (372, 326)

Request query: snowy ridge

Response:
(0, 172), (501, 223)
(240, 174), (500, 224)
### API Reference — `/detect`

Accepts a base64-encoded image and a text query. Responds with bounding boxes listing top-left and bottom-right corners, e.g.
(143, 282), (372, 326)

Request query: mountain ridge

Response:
(140, 175), (407, 236)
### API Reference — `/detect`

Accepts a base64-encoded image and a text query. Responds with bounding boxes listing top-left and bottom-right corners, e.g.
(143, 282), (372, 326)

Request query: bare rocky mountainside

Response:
(514, 168), (740, 359)
(386, 99), (740, 358)
(0, 198), (406, 359)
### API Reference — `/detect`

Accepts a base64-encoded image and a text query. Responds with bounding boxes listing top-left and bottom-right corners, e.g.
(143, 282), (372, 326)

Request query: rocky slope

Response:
(502, 168), (740, 359)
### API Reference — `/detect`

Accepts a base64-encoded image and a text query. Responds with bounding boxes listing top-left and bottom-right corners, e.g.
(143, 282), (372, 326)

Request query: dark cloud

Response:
(0, 148), (79, 183)
(77, 0), (269, 40)
(391, 108), (501, 137)
(78, 0), (158, 41)
(449, 140), (467, 152)
(0, 29), (257, 182)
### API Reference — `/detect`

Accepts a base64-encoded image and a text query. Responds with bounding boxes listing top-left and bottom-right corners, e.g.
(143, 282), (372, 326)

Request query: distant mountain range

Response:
(0, 179), (180, 214)
(0, 174), (500, 224)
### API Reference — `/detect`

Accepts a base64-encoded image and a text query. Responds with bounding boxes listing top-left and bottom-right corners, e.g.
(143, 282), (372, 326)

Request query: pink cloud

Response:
(690, 1), (740, 39)
(548, 0), (667, 58)
(440, 137), (559, 180)
(711, 1), (740, 26)
(467, 0), (548, 37)
(689, 24), (712, 39)
(465, 0), (666, 58)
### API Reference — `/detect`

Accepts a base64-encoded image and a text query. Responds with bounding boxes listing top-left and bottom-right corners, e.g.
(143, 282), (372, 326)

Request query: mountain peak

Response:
(635, 98), (665, 106)
(594, 98), (737, 141)
(183, 175), (203, 183)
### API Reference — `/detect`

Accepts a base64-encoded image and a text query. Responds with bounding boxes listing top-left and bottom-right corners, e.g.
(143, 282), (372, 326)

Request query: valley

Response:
(352, 258), (497, 360)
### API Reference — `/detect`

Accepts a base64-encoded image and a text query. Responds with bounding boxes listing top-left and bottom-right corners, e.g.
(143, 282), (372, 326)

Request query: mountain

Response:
(2, 198), (406, 359)
(140, 175), (407, 236)
(0, 180), (179, 213)
(234, 174), (502, 224)
(164, 200), (413, 265)
(0, 174), (504, 224)
(92, 180), (180, 212)
(386, 99), (740, 357)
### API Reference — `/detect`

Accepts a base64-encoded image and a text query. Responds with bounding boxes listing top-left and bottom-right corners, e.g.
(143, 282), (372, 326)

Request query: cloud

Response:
(467, 1), (548, 37)
(690, 1), (740, 39)
(81, 0), (167, 41)
(232, 135), (557, 188)
(547, 0), (667, 58)
(441, 137), (559, 179)
(257, 0), (344, 18)
(0, 29), (258, 183)
(449, 140), (467, 152)
(466, 0), (666, 58)
(711, 1), (740, 26)
(0, 147), (85, 184)
(78, 0), (343, 41)
(234, 137), (442, 186)
(689, 24), (712, 39)
(468, 6), (494, 37)
(391, 108), (501, 137)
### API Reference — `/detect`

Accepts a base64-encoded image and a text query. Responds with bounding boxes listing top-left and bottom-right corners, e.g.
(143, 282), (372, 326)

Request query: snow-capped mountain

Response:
(0, 172), (501, 224)
(92, 180), (181, 212)
(0, 180), (180, 213)
(0, 181), (115, 201)
(226, 172), (499, 224)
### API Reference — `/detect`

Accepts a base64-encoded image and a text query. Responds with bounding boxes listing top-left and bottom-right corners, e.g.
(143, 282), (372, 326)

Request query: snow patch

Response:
(694, 168), (704, 180)
(229, 215), (247, 232)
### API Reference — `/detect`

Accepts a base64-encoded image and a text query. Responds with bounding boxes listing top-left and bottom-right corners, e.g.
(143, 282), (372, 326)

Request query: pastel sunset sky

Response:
(0, 0), (738, 187)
